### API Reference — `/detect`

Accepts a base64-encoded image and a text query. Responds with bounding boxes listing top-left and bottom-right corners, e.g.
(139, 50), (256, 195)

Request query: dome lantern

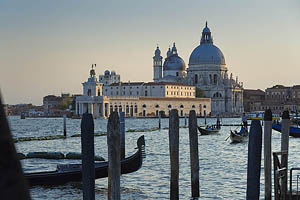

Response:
(171, 42), (177, 55)
(200, 21), (213, 45)
(155, 45), (161, 56)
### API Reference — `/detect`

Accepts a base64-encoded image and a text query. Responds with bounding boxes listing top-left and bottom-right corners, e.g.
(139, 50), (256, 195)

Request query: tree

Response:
(60, 96), (72, 110)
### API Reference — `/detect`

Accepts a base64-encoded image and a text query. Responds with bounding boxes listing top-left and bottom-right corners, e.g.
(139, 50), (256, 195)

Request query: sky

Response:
(1, 0), (300, 105)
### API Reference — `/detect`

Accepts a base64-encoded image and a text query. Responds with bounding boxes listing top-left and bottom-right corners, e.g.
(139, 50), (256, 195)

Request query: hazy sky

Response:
(1, 0), (300, 105)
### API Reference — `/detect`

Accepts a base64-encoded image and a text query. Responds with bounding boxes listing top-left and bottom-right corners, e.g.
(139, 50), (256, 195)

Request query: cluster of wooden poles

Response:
(81, 111), (126, 200)
(246, 109), (290, 200)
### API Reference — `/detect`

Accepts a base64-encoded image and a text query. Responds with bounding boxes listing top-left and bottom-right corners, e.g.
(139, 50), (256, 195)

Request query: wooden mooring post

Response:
(63, 114), (67, 137)
(107, 111), (121, 200)
(281, 110), (290, 197)
(158, 112), (161, 130)
(81, 113), (95, 200)
(264, 109), (272, 200)
(188, 110), (199, 198)
(120, 112), (125, 160)
(0, 95), (30, 199)
(246, 120), (262, 199)
(169, 109), (179, 200)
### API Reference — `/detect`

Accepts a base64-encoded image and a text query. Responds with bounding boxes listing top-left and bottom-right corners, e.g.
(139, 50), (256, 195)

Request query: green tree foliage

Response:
(60, 96), (72, 110)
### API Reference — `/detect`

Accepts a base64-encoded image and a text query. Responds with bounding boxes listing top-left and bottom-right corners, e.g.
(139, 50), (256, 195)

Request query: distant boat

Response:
(198, 125), (220, 135)
(24, 135), (146, 186)
(272, 123), (300, 138)
(230, 127), (248, 143)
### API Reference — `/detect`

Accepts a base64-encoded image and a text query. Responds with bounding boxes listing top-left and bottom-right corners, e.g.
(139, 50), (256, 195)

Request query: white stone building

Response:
(153, 22), (244, 114)
(76, 67), (210, 118)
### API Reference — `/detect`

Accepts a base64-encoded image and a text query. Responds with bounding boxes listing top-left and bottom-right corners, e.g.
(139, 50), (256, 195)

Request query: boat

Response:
(198, 125), (220, 135)
(24, 135), (146, 186)
(272, 123), (300, 138)
(230, 127), (248, 143)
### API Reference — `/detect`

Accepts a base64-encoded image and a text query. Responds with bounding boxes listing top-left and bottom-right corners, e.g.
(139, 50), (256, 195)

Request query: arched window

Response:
(180, 105), (184, 108)
(195, 74), (198, 84)
(134, 105), (138, 113)
(98, 89), (101, 96)
(214, 74), (217, 85)
(114, 105), (118, 111)
(192, 105), (195, 108)
(213, 92), (222, 98)
(88, 89), (92, 96)
(142, 104), (147, 108)
(168, 105), (172, 109)
(119, 105), (122, 113)
(130, 105), (133, 117)
(155, 104), (160, 108)
(110, 105), (113, 113)
(209, 75), (212, 84)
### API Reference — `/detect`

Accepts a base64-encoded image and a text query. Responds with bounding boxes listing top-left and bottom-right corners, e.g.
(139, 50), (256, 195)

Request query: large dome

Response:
(163, 54), (186, 71)
(189, 43), (225, 65)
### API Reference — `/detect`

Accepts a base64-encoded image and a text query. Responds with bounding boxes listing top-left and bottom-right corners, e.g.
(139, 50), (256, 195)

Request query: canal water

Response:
(7, 116), (300, 199)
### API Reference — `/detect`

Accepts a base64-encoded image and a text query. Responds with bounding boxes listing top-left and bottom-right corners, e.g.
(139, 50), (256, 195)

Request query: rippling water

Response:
(7, 116), (300, 199)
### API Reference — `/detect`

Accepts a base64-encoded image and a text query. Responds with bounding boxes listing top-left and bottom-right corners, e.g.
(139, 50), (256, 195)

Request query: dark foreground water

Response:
(7, 116), (300, 199)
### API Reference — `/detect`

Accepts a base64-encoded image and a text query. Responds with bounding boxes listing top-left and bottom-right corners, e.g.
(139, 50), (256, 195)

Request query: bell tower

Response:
(153, 45), (163, 82)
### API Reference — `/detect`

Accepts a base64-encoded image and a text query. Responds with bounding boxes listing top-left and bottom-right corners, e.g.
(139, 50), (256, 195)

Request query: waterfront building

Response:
(76, 67), (211, 118)
(263, 85), (300, 114)
(243, 89), (265, 112)
(153, 22), (244, 114)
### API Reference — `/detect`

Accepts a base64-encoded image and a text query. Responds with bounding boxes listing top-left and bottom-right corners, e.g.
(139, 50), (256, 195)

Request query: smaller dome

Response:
(104, 70), (110, 76)
(163, 54), (186, 71)
(155, 47), (161, 56)
(111, 71), (116, 75)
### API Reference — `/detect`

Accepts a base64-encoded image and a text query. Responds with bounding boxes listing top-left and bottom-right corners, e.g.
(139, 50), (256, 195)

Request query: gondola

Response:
(272, 123), (300, 138)
(230, 127), (248, 143)
(198, 125), (220, 135)
(24, 136), (146, 186)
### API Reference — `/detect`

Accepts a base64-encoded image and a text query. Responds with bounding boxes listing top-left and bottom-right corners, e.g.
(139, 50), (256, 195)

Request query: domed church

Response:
(153, 22), (244, 114)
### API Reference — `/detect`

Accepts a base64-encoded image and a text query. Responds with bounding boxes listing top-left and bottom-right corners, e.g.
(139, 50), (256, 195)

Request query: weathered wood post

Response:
(107, 111), (120, 200)
(120, 112), (125, 160)
(204, 111), (207, 125)
(246, 120), (262, 200)
(184, 113), (187, 127)
(169, 109), (179, 200)
(63, 114), (67, 137)
(281, 110), (290, 196)
(158, 112), (161, 130)
(264, 109), (272, 200)
(81, 113), (95, 200)
(188, 110), (199, 198)
(0, 95), (31, 199)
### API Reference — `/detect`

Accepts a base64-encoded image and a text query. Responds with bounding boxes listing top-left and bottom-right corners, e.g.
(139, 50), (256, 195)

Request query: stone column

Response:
(88, 103), (91, 114)
(79, 103), (82, 115)
(75, 102), (78, 115)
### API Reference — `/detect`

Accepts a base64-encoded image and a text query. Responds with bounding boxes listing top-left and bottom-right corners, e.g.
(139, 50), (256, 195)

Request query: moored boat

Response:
(272, 123), (300, 138)
(24, 135), (146, 186)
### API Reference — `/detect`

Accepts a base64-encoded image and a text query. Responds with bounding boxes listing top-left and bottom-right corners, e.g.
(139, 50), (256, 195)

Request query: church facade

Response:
(153, 22), (244, 114)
